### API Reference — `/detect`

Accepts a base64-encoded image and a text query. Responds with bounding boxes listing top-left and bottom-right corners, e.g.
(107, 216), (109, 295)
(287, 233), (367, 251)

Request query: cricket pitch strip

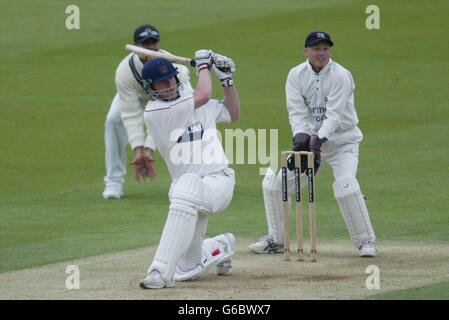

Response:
(0, 238), (448, 300)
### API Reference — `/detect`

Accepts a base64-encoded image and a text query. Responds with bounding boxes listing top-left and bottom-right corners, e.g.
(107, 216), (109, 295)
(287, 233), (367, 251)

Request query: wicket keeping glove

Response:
(309, 135), (327, 175)
(309, 135), (327, 155)
(287, 133), (323, 175)
(287, 133), (310, 172)
(292, 133), (311, 151)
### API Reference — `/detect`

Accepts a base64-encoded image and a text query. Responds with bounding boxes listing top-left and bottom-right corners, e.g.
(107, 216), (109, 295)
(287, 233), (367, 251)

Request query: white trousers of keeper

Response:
(263, 140), (375, 249)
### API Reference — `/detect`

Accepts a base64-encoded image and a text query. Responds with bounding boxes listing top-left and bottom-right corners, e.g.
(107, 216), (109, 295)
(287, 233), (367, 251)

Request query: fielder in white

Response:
(249, 31), (377, 257)
(139, 50), (240, 289)
(103, 24), (192, 199)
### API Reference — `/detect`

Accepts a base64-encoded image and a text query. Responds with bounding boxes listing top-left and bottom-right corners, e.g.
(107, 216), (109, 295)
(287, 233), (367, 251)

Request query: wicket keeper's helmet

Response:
(142, 58), (181, 99)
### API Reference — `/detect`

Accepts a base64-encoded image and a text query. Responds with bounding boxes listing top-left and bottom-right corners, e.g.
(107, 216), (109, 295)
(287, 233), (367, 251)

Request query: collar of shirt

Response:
(133, 53), (144, 71)
(306, 58), (333, 75)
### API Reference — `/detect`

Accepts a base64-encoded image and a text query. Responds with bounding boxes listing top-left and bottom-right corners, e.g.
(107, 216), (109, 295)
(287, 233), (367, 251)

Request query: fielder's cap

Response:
(134, 24), (160, 43)
(305, 31), (334, 48)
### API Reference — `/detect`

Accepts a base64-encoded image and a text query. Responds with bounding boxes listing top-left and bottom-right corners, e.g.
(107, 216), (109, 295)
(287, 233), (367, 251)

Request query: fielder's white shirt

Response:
(144, 87), (231, 181)
(286, 58), (363, 145)
(115, 51), (192, 150)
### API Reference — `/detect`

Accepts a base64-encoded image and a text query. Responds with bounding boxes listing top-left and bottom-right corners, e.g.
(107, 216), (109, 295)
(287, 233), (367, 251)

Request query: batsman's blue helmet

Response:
(142, 58), (181, 99)
(142, 58), (178, 84)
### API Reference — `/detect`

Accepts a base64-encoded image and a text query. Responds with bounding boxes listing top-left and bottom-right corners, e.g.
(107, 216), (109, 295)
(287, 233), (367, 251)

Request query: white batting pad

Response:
(148, 174), (204, 281)
(262, 168), (289, 244)
(177, 213), (208, 272)
(333, 176), (375, 248)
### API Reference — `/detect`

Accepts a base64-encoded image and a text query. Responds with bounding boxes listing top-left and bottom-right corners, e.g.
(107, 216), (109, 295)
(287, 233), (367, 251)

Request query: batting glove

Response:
(195, 49), (213, 74)
(212, 53), (236, 74)
(211, 64), (234, 87)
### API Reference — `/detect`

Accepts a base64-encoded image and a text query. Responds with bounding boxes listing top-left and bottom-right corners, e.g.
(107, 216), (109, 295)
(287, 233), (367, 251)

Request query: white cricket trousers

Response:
(168, 167), (236, 215)
(281, 141), (360, 193)
(171, 168), (235, 272)
(271, 141), (375, 248)
(104, 93), (128, 187)
(264, 141), (362, 244)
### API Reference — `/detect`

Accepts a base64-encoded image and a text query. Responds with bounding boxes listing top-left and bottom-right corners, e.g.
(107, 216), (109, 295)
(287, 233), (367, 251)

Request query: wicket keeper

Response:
(249, 31), (377, 257)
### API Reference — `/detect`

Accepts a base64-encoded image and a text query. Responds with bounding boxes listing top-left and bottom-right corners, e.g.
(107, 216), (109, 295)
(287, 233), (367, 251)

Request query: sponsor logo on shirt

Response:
(312, 105), (327, 123)
(176, 121), (204, 143)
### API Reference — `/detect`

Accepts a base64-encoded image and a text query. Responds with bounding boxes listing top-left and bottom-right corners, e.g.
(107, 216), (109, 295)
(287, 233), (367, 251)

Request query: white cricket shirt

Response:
(143, 87), (231, 181)
(285, 58), (363, 145)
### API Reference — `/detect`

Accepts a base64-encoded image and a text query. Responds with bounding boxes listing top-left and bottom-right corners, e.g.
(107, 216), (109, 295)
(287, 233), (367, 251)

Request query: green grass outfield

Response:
(1, 0), (448, 299)
(368, 281), (449, 300)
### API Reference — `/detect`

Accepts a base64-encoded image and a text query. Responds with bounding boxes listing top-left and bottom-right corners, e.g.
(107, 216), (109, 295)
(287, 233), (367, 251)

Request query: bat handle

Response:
(190, 60), (196, 67)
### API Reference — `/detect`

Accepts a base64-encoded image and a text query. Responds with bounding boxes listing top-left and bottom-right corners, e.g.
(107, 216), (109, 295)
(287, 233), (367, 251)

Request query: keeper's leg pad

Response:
(262, 168), (290, 244)
(148, 173), (204, 281)
(333, 176), (375, 248)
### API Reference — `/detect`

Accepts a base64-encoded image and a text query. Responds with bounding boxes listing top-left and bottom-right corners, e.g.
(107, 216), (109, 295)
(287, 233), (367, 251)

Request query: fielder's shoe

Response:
(140, 270), (175, 289)
(174, 233), (235, 281)
(360, 239), (377, 257)
(102, 185), (124, 199)
(249, 235), (284, 254)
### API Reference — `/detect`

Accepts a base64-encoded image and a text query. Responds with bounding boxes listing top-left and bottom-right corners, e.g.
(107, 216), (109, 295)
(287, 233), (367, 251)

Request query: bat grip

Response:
(190, 60), (196, 67)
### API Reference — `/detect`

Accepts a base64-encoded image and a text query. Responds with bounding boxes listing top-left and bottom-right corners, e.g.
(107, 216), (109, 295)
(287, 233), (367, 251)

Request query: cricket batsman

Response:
(249, 31), (377, 257)
(139, 50), (240, 288)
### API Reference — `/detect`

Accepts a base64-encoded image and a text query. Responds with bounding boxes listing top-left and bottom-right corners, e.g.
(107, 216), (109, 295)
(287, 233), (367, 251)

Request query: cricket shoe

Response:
(360, 239), (377, 257)
(205, 233), (235, 276)
(140, 270), (175, 289)
(216, 258), (233, 276)
(173, 258), (233, 281)
(249, 235), (284, 254)
(102, 185), (123, 199)
(174, 233), (235, 281)
(213, 233), (235, 276)
(174, 263), (205, 282)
